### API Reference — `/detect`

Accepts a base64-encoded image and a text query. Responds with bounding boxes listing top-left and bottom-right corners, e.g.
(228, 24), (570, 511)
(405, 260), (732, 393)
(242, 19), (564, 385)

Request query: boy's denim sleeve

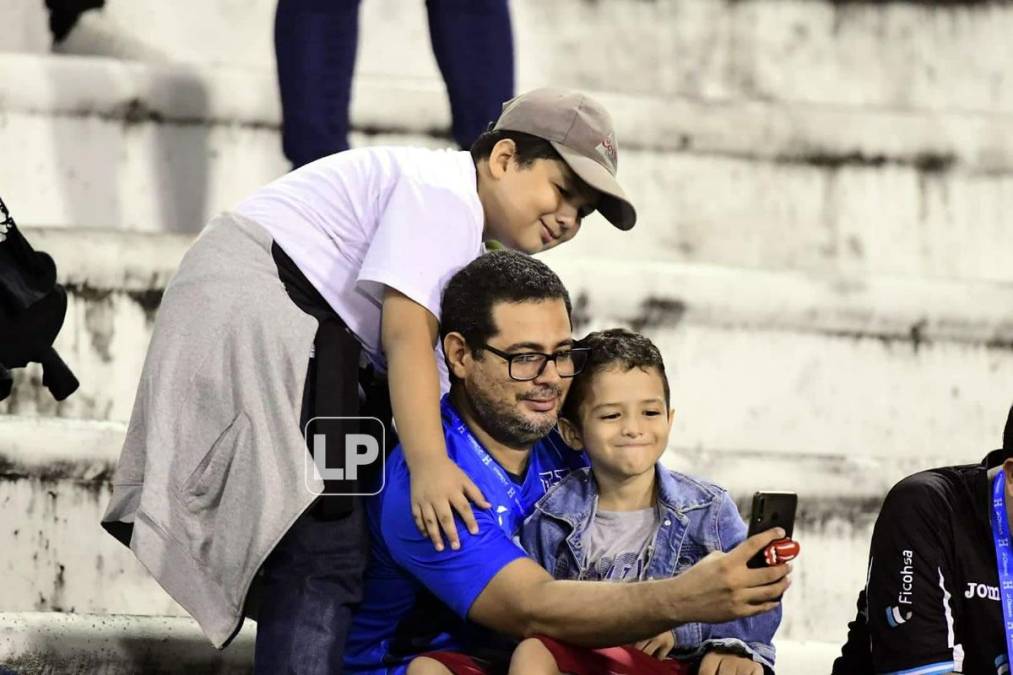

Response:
(517, 509), (553, 570)
(673, 638), (775, 673)
(695, 491), (781, 670)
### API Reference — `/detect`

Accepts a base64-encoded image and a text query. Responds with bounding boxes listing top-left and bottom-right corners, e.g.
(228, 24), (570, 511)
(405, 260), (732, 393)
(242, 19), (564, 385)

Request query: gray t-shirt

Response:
(584, 506), (659, 582)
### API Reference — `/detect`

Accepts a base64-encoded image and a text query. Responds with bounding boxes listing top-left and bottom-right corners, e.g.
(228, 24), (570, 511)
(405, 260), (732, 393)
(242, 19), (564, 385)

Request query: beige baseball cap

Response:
(492, 88), (637, 231)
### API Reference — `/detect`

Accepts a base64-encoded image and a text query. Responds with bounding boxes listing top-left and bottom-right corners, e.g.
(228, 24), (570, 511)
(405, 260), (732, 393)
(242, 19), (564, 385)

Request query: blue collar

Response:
(440, 395), (529, 525)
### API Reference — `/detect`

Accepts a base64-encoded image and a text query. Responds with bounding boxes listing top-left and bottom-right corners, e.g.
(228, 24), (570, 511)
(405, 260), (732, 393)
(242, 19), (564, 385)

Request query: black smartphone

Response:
(746, 491), (798, 568)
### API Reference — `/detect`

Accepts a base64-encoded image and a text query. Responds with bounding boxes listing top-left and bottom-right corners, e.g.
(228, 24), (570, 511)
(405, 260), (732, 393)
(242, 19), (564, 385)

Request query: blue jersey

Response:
(343, 396), (588, 673)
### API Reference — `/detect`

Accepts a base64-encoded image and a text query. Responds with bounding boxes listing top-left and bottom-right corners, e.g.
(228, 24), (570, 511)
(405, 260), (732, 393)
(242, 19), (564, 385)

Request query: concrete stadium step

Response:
(0, 612), (840, 675)
(3, 225), (1010, 458)
(0, 612), (253, 674)
(2, 3), (50, 54)
(9, 0), (1013, 115)
(0, 0), (1004, 665)
(0, 417), (186, 619)
(3, 52), (1012, 284)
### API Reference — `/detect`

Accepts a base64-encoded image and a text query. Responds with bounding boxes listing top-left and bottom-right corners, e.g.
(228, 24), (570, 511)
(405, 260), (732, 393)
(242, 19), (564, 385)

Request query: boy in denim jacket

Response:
(515, 329), (780, 675)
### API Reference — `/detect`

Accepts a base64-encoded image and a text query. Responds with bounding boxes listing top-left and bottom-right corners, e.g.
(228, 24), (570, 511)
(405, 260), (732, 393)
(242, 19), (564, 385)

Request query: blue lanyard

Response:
(441, 397), (528, 527)
(990, 470), (1013, 669)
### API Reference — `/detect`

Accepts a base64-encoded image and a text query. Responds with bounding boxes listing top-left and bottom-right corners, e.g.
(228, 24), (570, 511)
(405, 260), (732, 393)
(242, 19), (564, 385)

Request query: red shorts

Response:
(535, 636), (692, 675)
(417, 650), (503, 675)
(420, 637), (691, 675)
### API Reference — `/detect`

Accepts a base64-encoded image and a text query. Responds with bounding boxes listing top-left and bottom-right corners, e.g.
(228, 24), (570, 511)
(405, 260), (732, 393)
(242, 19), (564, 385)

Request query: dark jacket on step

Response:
(0, 197), (79, 402)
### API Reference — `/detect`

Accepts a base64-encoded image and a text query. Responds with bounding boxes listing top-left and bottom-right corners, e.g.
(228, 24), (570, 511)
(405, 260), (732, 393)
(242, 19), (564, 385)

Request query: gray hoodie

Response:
(101, 213), (321, 648)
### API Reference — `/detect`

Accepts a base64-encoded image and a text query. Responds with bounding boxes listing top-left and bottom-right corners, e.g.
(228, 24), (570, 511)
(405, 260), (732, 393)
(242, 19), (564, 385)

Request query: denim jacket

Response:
(517, 464), (780, 670)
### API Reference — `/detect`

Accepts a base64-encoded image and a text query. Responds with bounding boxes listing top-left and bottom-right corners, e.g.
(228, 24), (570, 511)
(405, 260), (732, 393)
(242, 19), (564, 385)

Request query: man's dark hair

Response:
(470, 129), (562, 167)
(440, 250), (572, 360)
(560, 328), (671, 423)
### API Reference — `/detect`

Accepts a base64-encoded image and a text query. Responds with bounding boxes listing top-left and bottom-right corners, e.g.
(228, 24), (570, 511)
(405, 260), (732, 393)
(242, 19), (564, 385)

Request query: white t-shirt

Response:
(234, 147), (485, 387)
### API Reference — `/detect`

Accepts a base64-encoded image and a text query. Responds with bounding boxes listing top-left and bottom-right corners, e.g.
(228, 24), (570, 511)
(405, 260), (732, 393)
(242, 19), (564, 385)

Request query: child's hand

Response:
(699, 651), (762, 675)
(633, 630), (676, 660)
(411, 455), (491, 551)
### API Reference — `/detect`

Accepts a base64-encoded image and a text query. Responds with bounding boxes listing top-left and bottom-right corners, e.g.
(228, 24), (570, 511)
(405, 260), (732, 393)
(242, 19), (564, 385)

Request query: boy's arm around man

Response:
(382, 287), (491, 550)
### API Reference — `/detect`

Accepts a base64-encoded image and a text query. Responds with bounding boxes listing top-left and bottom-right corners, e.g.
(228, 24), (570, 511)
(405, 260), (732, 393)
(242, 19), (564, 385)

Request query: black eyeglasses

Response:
(481, 344), (590, 381)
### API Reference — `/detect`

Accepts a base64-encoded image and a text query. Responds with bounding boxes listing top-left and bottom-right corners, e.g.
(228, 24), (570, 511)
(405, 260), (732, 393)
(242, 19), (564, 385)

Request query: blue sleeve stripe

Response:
(881, 661), (955, 675)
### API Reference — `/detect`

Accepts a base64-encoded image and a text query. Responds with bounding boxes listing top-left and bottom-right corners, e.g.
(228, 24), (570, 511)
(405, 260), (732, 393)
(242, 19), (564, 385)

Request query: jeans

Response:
(252, 242), (387, 673)
(274, 0), (515, 166)
(253, 501), (367, 674)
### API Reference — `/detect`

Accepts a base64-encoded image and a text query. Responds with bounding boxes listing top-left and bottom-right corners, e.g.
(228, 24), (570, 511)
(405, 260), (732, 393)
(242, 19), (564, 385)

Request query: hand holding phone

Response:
(746, 491), (799, 569)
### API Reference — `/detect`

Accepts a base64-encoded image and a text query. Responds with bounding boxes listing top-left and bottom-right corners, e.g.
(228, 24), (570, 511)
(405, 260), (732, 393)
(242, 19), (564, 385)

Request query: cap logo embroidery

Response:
(595, 133), (618, 171)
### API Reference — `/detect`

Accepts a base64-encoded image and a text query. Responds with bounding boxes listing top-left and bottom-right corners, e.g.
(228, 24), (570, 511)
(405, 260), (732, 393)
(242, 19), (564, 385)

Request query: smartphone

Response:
(746, 491), (798, 568)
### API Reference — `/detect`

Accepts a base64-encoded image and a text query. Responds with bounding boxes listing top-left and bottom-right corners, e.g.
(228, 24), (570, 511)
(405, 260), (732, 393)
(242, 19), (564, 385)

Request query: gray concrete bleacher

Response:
(2, 0), (1012, 672)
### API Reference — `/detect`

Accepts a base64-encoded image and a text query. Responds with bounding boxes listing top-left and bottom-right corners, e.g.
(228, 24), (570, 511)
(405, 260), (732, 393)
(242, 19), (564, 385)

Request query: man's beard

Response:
(466, 381), (562, 449)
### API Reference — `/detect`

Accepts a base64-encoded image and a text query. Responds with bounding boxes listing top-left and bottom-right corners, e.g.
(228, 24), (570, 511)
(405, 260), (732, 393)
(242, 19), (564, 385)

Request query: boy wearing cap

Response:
(100, 88), (635, 673)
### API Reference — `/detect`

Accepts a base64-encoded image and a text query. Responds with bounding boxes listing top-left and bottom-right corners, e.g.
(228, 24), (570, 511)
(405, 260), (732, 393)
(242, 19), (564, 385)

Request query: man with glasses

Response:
(343, 250), (792, 674)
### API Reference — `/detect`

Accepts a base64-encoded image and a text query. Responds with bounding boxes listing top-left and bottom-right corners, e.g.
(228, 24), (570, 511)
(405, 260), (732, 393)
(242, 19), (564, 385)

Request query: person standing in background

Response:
(44, 0), (104, 43)
(275, 0), (514, 167)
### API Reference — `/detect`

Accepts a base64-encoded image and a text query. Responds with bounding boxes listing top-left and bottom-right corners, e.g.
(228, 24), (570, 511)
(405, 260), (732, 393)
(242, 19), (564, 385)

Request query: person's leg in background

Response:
(425, 0), (515, 149)
(275, 0), (362, 168)
(253, 346), (367, 673)
(253, 499), (366, 674)
(45, 0), (105, 43)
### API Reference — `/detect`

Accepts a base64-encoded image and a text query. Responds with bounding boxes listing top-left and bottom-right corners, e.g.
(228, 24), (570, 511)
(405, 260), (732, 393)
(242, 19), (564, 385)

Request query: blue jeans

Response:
(274, 0), (514, 166)
(253, 499), (367, 674)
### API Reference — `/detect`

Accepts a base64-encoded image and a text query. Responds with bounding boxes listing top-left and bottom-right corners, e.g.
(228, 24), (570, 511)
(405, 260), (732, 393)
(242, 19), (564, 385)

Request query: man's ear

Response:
(666, 407), (676, 433)
(443, 332), (472, 380)
(558, 416), (584, 451)
(487, 138), (517, 179)
(1003, 458), (1013, 499)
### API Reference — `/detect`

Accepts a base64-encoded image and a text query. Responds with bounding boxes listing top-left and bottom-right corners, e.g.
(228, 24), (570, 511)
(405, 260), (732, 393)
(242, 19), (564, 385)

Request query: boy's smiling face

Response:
(561, 365), (673, 481)
(479, 141), (599, 255)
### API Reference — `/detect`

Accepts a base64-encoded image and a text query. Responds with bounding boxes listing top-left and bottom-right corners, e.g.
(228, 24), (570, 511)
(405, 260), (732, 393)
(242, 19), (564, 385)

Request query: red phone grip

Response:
(763, 539), (800, 566)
